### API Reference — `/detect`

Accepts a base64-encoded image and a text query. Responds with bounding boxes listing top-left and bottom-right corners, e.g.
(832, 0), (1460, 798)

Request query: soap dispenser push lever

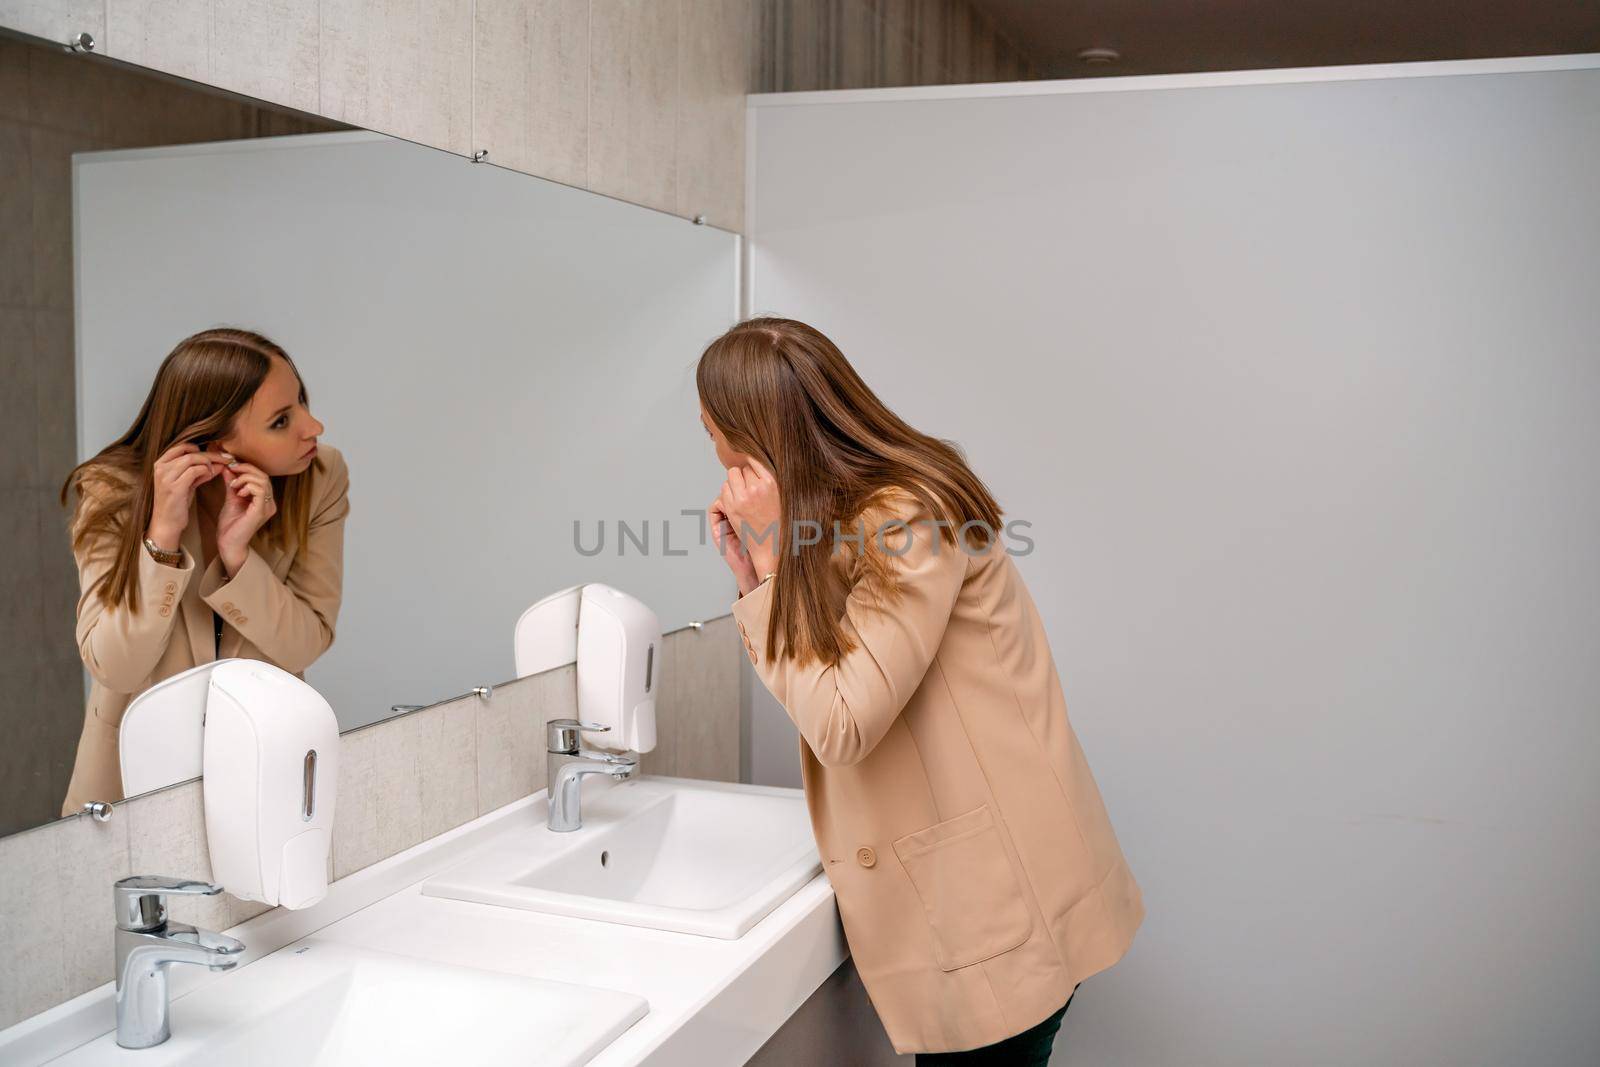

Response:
(546, 718), (636, 832)
(113, 875), (245, 1049)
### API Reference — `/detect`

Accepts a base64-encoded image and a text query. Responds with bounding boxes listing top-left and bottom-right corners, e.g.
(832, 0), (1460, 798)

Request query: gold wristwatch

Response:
(143, 537), (182, 567)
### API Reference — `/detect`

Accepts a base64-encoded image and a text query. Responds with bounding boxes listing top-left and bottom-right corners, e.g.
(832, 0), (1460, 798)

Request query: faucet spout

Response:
(545, 721), (638, 832)
(159, 920), (247, 961)
(113, 876), (248, 1049)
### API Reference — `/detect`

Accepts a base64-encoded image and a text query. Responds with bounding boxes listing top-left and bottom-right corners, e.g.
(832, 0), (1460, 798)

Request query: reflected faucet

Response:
(545, 719), (636, 832)
(114, 876), (245, 1049)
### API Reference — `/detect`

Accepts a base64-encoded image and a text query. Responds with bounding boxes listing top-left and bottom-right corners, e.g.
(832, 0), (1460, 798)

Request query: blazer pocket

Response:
(892, 803), (1033, 971)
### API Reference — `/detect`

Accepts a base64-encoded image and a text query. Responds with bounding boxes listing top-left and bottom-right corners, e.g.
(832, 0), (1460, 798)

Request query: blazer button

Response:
(164, 582), (176, 594)
(222, 601), (234, 611)
(159, 606), (171, 618)
(856, 846), (876, 868)
(746, 647), (757, 665)
(236, 615), (248, 625)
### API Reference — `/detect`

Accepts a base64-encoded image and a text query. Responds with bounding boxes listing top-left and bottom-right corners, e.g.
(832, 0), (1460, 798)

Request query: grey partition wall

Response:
(77, 131), (740, 730)
(746, 58), (1600, 1067)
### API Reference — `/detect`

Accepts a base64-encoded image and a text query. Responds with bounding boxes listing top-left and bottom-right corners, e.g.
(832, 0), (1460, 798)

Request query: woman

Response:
(700, 318), (1144, 1062)
(58, 328), (349, 815)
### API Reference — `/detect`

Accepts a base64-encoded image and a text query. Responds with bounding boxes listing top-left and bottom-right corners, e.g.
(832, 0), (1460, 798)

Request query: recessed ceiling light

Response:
(1076, 47), (1121, 64)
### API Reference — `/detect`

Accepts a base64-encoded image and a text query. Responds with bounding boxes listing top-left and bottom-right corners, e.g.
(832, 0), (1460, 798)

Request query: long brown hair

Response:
(60, 328), (322, 612)
(696, 316), (1002, 668)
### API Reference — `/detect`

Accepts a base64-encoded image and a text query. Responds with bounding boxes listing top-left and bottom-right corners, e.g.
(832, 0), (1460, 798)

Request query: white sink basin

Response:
(48, 940), (646, 1066)
(421, 776), (821, 939)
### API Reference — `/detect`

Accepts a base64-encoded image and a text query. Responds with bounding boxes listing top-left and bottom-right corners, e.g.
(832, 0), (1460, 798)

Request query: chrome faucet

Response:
(114, 875), (245, 1049)
(545, 718), (636, 832)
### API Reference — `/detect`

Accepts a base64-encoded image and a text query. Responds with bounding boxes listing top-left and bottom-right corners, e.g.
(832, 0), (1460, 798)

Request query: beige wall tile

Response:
(520, 0), (589, 185)
(474, 0), (588, 187)
(0, 824), (66, 1028)
(0, 0), (104, 51)
(0, 811), (127, 1028)
(125, 781), (268, 933)
(211, 0), (319, 114)
(332, 711), (424, 879)
(473, 0), (533, 168)
(53, 810), (134, 996)
(475, 671), (548, 812)
(320, 0), (473, 155)
(416, 698), (478, 838)
(676, 0), (747, 231)
(589, 0), (679, 214)
(106, 0), (210, 84)
(669, 616), (741, 781)
(587, 0), (628, 194)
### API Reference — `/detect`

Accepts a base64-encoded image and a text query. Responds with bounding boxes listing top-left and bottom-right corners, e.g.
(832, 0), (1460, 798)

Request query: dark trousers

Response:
(914, 983), (1079, 1066)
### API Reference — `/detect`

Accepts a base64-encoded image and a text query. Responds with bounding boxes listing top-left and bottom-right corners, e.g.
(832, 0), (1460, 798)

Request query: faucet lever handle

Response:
(114, 875), (224, 932)
(546, 718), (612, 753)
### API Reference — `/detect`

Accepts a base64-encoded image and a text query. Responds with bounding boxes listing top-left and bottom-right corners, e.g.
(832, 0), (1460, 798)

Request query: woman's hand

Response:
(215, 460), (277, 578)
(715, 458), (783, 582)
(147, 443), (223, 550)
(709, 495), (760, 593)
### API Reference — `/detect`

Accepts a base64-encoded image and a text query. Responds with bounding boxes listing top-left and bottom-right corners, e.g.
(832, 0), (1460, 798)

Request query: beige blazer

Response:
(60, 445), (350, 815)
(731, 487), (1145, 1055)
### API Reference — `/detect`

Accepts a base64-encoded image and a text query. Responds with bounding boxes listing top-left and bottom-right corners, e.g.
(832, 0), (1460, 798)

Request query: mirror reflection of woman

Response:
(699, 317), (1144, 1063)
(57, 328), (349, 815)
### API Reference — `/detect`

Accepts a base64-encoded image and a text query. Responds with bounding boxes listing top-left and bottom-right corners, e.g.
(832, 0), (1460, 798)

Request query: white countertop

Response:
(0, 777), (847, 1067)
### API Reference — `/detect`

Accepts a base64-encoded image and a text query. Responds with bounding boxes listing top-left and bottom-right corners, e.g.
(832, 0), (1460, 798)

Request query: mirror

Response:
(0, 35), (740, 838)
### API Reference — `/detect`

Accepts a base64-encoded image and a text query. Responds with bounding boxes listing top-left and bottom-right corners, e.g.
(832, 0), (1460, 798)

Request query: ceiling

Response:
(971, 0), (1600, 79)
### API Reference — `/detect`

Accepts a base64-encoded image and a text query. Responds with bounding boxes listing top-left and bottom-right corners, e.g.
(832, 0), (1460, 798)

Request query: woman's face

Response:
(699, 404), (752, 471)
(215, 356), (325, 476)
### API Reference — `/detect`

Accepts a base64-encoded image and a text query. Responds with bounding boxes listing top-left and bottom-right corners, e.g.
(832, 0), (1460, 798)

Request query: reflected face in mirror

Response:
(212, 355), (325, 476)
(699, 404), (752, 471)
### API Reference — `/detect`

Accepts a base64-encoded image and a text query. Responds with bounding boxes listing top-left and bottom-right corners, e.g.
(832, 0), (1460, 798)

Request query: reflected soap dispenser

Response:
(575, 583), (660, 755)
(202, 661), (338, 910)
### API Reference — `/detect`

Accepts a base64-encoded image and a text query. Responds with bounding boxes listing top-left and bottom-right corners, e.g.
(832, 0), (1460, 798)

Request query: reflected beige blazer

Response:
(731, 487), (1145, 1055)
(60, 445), (350, 815)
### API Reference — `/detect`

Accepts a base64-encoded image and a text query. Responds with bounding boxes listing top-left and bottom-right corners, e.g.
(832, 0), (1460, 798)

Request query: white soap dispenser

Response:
(202, 661), (338, 910)
(575, 583), (660, 755)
